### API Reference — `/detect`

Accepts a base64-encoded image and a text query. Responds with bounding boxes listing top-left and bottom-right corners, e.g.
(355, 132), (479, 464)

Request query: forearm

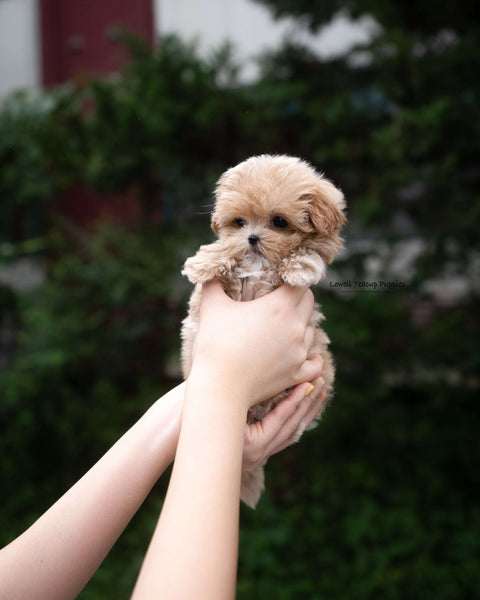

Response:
(132, 376), (247, 600)
(0, 383), (184, 600)
(132, 283), (323, 599)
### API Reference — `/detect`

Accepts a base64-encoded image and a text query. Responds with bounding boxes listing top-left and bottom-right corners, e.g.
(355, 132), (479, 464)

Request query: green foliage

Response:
(0, 35), (249, 246)
(1, 2), (479, 596)
(76, 35), (248, 214)
(0, 224), (198, 542)
(0, 93), (58, 245)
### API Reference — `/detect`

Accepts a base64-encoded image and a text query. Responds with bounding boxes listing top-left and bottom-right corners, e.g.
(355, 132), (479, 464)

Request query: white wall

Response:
(0, 0), (40, 98)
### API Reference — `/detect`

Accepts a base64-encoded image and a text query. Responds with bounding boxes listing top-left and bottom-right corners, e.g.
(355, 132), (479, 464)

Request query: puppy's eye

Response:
(234, 217), (246, 228)
(271, 216), (289, 229)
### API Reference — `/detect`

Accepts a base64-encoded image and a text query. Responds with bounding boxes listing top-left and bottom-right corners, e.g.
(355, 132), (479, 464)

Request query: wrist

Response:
(141, 383), (184, 466)
(185, 367), (250, 423)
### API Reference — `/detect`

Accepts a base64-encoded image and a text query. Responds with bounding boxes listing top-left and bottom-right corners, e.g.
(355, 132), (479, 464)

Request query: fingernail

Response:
(305, 384), (315, 397)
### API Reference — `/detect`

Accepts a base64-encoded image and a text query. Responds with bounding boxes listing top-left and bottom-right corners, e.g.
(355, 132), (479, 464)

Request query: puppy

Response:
(181, 154), (346, 508)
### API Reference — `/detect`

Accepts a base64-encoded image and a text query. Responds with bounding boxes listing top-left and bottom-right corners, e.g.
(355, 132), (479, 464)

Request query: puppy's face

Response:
(211, 155), (346, 266)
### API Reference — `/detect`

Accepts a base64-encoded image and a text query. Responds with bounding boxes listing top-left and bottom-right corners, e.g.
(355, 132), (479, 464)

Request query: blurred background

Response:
(1, 0), (479, 598)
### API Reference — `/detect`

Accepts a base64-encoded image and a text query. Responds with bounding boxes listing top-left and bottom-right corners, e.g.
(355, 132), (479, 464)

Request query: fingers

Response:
(304, 326), (315, 357)
(267, 385), (318, 449)
(243, 384), (309, 471)
(287, 285), (315, 323)
(297, 353), (324, 387)
(200, 279), (229, 303)
(272, 380), (328, 454)
(294, 285), (315, 313)
(242, 380), (328, 471)
(259, 384), (312, 444)
(269, 284), (314, 323)
(302, 375), (328, 424)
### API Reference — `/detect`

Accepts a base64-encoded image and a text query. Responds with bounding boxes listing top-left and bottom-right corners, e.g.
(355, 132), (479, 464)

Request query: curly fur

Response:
(181, 155), (346, 508)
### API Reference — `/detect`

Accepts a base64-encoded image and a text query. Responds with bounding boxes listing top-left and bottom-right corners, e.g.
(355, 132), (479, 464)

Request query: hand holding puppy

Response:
(188, 280), (323, 410)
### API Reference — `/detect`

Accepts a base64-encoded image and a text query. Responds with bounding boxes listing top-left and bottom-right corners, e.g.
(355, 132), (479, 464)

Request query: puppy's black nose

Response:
(248, 234), (260, 246)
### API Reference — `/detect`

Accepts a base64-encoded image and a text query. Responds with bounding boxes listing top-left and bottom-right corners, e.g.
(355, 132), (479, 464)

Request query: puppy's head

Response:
(211, 155), (346, 266)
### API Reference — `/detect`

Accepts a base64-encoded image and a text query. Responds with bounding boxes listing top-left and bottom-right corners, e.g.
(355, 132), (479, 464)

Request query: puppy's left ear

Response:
(306, 178), (346, 264)
(308, 179), (346, 236)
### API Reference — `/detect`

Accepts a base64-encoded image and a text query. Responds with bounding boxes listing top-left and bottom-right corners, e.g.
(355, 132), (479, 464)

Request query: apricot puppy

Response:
(181, 154), (346, 507)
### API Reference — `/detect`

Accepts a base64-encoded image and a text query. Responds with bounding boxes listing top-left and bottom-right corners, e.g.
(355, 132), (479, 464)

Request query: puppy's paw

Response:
(182, 243), (236, 284)
(279, 250), (326, 287)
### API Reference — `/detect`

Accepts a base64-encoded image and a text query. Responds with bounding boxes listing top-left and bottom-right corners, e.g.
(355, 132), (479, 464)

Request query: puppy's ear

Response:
(306, 179), (346, 264)
(308, 179), (346, 236)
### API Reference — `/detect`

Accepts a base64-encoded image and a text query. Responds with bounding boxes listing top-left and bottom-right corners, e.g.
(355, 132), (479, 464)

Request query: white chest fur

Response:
(234, 254), (280, 302)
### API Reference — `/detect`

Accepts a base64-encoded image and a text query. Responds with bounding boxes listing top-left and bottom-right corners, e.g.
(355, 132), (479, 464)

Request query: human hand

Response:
(242, 378), (327, 472)
(189, 281), (323, 410)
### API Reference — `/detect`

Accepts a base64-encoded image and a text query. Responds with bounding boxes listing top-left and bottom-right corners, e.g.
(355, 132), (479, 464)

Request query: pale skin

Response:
(131, 281), (324, 600)
(0, 281), (325, 600)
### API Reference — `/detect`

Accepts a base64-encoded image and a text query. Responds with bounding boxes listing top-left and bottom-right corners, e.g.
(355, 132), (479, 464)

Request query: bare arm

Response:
(132, 281), (323, 600)
(0, 383), (184, 600)
(0, 283), (323, 600)
(0, 379), (323, 600)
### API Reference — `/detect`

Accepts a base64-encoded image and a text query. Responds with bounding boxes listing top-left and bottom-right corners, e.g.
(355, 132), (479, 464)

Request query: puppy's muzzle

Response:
(248, 234), (260, 246)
